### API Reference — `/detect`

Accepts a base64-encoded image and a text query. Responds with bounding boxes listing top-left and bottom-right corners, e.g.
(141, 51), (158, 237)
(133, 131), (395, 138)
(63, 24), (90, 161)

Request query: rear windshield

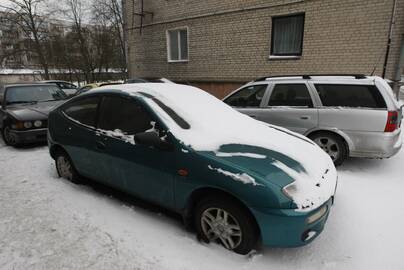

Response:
(5, 85), (67, 105)
(314, 84), (386, 109)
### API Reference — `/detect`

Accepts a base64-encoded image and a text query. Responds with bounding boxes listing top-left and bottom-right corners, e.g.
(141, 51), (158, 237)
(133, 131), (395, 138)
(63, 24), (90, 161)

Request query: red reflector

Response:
(385, 111), (398, 132)
(178, 169), (189, 176)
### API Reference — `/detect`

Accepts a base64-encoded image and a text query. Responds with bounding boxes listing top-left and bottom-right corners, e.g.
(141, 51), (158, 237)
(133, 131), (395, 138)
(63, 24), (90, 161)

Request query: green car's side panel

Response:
(93, 132), (178, 209)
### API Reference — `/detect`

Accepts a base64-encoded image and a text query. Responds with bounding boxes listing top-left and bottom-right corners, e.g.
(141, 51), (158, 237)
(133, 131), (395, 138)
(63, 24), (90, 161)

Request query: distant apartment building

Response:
(124, 0), (404, 97)
(0, 11), (71, 70)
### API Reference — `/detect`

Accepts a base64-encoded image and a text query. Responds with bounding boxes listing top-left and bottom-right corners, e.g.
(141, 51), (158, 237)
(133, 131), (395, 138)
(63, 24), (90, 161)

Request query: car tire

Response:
(1, 126), (18, 146)
(194, 195), (259, 255)
(309, 132), (348, 166)
(55, 149), (81, 184)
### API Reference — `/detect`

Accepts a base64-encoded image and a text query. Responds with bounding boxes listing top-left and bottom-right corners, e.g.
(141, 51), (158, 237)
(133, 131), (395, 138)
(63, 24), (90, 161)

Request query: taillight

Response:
(384, 111), (398, 132)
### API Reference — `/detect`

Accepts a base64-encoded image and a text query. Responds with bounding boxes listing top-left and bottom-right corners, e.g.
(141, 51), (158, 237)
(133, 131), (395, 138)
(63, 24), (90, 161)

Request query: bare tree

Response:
(0, 0), (51, 79)
(92, 0), (127, 75)
(63, 0), (96, 82)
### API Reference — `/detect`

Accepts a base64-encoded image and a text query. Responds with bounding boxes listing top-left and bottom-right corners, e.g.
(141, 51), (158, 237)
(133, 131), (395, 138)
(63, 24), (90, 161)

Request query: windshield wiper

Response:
(38, 99), (58, 103)
(6, 101), (38, 105)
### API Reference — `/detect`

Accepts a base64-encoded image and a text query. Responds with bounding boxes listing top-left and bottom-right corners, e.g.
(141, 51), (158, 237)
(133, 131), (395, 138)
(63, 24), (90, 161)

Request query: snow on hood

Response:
(100, 83), (338, 211)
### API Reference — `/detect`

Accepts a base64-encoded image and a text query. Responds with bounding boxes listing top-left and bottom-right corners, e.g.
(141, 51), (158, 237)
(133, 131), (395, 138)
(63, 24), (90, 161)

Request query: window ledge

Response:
(168, 59), (189, 63)
(268, 55), (301, 60)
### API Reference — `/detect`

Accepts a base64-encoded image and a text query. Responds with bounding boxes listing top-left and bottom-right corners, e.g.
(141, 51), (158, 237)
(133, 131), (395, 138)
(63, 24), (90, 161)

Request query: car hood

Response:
(6, 100), (64, 121)
(194, 127), (337, 212)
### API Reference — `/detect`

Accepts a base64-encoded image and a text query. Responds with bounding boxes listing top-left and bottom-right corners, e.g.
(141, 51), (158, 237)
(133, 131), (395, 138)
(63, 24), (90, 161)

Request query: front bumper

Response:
(10, 128), (47, 144)
(250, 198), (333, 247)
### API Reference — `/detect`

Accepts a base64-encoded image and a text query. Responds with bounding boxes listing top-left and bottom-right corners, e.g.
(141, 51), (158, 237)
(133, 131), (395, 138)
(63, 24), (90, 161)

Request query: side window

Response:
(0, 87), (4, 103)
(98, 96), (153, 135)
(224, 85), (267, 107)
(63, 97), (99, 127)
(315, 84), (387, 108)
(267, 84), (313, 107)
(62, 83), (77, 89)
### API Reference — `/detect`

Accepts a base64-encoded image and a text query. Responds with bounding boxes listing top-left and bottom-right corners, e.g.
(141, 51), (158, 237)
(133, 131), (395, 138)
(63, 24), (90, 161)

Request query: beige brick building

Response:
(124, 0), (404, 98)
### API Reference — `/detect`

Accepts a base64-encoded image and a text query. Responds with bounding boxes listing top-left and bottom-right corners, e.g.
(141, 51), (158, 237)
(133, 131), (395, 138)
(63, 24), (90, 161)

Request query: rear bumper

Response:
(250, 198), (333, 247)
(10, 128), (47, 144)
(348, 129), (402, 158)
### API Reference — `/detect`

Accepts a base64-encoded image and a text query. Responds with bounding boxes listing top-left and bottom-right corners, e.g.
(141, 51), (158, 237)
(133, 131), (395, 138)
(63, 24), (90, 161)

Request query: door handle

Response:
(300, 116), (310, 120)
(249, 115), (257, 118)
(96, 141), (106, 150)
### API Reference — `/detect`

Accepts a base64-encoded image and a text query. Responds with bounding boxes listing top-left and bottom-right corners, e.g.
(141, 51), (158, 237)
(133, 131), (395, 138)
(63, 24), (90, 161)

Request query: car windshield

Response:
(5, 85), (67, 105)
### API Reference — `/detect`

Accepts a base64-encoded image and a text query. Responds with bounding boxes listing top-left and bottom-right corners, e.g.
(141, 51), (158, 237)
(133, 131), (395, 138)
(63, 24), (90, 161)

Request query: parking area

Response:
(0, 135), (403, 270)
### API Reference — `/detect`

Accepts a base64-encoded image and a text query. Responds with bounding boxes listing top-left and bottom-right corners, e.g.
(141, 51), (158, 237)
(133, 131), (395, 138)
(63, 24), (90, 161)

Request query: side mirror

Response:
(134, 131), (173, 151)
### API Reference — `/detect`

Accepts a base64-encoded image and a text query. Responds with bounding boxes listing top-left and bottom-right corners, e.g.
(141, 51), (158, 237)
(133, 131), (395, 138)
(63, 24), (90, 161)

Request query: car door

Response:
(258, 82), (319, 134)
(94, 94), (176, 208)
(223, 84), (269, 119)
(58, 96), (103, 180)
(0, 86), (5, 130)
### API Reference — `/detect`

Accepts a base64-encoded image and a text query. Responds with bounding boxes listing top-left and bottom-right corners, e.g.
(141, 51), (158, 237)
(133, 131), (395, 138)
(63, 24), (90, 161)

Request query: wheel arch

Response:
(305, 128), (353, 153)
(49, 144), (67, 160)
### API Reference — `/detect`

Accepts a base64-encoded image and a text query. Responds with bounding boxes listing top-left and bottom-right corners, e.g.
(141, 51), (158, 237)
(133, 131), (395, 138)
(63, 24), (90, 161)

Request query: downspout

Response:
(394, 36), (404, 100)
(382, 0), (398, 79)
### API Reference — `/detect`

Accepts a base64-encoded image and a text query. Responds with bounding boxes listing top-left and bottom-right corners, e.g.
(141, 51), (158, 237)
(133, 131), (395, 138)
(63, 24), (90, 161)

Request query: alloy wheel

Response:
(313, 136), (340, 162)
(57, 156), (73, 180)
(3, 127), (17, 145)
(200, 208), (242, 250)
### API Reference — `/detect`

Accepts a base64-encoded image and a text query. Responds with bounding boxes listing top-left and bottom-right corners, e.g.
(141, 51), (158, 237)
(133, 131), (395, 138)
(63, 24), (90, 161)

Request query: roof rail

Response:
(254, 74), (368, 82)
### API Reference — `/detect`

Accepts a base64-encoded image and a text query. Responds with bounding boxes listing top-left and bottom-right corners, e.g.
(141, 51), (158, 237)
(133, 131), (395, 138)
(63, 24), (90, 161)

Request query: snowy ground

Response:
(1, 136), (404, 270)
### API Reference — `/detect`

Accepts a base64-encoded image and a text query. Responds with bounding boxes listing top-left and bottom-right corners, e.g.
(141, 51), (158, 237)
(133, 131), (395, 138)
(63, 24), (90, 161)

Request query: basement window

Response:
(270, 13), (305, 57)
(167, 28), (189, 62)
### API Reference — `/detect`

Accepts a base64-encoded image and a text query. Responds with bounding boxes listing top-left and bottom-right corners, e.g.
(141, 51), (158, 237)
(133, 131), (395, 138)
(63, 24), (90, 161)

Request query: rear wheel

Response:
(1, 126), (18, 146)
(55, 150), (81, 184)
(194, 196), (259, 255)
(310, 132), (348, 166)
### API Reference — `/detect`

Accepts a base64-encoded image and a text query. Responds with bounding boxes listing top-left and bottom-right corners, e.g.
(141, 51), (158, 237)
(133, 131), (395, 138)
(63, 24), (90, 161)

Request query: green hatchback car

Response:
(48, 83), (338, 254)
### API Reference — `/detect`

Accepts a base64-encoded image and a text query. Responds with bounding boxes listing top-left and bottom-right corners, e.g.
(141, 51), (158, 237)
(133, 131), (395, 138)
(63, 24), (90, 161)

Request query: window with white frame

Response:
(167, 28), (188, 62)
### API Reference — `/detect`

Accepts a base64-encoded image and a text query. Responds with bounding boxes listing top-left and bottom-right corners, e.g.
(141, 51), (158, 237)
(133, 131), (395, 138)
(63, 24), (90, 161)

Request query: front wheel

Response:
(194, 196), (259, 255)
(55, 150), (81, 184)
(310, 132), (348, 166)
(1, 126), (18, 146)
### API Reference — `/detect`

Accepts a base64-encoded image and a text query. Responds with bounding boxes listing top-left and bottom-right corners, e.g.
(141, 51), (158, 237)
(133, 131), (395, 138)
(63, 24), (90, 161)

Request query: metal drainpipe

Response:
(394, 36), (404, 100)
(382, 0), (398, 79)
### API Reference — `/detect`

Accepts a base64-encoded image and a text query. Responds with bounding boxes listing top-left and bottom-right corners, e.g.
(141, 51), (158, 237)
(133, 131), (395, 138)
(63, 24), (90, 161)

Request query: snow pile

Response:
(95, 129), (136, 145)
(99, 83), (337, 211)
(208, 165), (261, 186)
(214, 152), (267, 159)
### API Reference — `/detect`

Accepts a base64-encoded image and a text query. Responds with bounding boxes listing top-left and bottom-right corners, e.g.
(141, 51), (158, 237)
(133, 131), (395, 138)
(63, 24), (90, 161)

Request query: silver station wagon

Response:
(224, 75), (403, 165)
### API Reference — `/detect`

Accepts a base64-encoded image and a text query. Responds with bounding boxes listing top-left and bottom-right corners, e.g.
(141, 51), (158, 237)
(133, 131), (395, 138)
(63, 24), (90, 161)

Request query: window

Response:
(267, 84), (313, 107)
(58, 82), (77, 89)
(167, 28), (188, 62)
(63, 97), (99, 127)
(314, 84), (387, 108)
(98, 96), (153, 135)
(5, 85), (66, 105)
(271, 13), (305, 56)
(224, 85), (267, 107)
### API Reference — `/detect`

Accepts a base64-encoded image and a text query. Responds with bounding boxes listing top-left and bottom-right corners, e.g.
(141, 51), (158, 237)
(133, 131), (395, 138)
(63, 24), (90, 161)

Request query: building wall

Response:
(125, 0), (404, 97)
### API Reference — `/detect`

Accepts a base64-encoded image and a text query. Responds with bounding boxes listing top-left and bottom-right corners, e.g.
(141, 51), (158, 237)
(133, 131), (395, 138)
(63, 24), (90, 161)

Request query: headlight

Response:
(24, 121), (33, 129)
(34, 120), (42, 128)
(307, 205), (328, 224)
(12, 122), (25, 130)
(282, 182), (298, 199)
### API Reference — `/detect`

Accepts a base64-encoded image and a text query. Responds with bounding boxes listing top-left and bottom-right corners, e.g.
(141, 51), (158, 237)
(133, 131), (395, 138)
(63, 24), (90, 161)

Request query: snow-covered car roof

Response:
(97, 83), (337, 211)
